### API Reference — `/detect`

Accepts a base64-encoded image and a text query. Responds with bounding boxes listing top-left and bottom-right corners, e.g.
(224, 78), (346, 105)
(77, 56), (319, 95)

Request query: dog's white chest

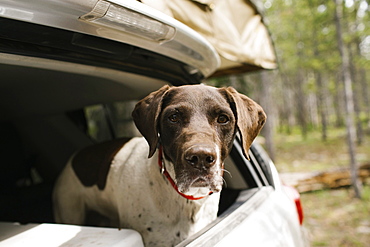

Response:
(98, 138), (220, 245)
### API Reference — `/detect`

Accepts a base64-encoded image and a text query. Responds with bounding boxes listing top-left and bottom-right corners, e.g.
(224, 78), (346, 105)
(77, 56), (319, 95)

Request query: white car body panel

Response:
(0, 222), (144, 247)
(215, 165), (306, 247)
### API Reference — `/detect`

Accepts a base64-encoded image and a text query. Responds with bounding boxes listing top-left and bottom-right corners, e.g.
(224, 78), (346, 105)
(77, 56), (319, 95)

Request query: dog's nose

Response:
(184, 146), (217, 169)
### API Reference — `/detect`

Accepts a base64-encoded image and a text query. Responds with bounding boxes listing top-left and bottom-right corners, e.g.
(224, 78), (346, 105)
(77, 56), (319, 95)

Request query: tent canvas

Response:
(141, 0), (277, 77)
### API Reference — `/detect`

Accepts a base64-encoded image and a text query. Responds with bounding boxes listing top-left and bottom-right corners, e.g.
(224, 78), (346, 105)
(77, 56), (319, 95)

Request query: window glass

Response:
(84, 105), (113, 142)
(108, 101), (141, 138)
(84, 101), (140, 142)
(250, 144), (274, 186)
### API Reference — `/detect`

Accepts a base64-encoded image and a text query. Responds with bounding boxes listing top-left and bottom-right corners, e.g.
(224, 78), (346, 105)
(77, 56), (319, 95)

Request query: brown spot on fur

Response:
(72, 138), (131, 190)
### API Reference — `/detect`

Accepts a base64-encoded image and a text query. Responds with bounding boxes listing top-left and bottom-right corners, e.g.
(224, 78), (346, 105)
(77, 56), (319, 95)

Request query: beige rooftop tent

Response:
(141, 0), (277, 77)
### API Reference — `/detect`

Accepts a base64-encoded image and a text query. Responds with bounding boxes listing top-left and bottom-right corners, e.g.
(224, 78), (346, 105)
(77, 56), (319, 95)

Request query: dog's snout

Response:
(184, 146), (217, 169)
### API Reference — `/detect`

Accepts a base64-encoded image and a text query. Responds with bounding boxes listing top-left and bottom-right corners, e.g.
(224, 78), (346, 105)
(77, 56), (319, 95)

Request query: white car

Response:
(0, 0), (306, 246)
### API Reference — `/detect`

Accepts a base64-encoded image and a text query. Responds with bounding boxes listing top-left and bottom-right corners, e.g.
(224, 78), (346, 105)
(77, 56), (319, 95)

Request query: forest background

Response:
(207, 0), (370, 245)
(209, 0), (369, 182)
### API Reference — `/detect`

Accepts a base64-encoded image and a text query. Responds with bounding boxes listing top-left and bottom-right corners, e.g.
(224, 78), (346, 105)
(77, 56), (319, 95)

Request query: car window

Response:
(84, 101), (141, 142)
(108, 101), (141, 138)
(250, 144), (274, 187)
(84, 105), (114, 142)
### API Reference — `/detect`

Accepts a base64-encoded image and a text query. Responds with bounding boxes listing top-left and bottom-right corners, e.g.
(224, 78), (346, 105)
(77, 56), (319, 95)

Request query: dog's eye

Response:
(169, 114), (179, 123)
(217, 114), (229, 124)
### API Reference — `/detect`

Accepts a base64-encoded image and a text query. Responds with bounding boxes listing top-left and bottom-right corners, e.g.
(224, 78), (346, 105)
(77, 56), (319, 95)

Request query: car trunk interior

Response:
(0, 57), (255, 229)
(0, 109), (254, 225)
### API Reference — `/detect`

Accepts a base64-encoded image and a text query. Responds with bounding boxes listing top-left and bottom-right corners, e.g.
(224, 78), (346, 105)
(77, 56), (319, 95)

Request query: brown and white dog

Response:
(53, 85), (266, 246)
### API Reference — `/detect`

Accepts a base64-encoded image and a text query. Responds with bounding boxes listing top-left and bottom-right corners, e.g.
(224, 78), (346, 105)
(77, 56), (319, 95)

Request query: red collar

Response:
(157, 146), (213, 200)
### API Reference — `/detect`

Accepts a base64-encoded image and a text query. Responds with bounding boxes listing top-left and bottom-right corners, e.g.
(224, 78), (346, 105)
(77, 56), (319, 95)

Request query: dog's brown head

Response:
(132, 85), (266, 196)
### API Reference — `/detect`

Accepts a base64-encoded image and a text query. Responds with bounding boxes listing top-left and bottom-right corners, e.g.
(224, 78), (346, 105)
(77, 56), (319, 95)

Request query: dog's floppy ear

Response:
(220, 87), (266, 160)
(132, 85), (171, 158)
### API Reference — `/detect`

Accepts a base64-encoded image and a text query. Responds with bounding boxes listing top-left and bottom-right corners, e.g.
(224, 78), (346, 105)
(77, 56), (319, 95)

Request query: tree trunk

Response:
(360, 69), (370, 132)
(348, 43), (363, 144)
(333, 0), (362, 198)
(260, 71), (275, 161)
(333, 73), (345, 127)
(354, 30), (370, 133)
(309, 0), (328, 141)
(295, 71), (308, 139)
(315, 72), (328, 141)
(353, 0), (370, 133)
(278, 73), (295, 134)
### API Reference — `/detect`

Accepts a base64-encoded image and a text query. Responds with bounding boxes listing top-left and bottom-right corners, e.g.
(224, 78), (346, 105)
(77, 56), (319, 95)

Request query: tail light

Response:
(284, 185), (304, 225)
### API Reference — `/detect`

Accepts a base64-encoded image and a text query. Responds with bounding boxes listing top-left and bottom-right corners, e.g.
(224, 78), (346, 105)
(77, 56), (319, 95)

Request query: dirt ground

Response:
(273, 128), (370, 246)
(300, 186), (370, 247)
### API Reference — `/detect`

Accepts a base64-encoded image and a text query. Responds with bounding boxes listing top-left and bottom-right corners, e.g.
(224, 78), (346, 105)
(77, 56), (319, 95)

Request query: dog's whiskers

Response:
(221, 169), (232, 178)
(221, 176), (228, 188)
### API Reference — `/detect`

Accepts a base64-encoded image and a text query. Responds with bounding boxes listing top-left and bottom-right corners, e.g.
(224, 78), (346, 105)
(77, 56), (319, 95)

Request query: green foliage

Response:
(258, 0), (370, 138)
(264, 0), (369, 72)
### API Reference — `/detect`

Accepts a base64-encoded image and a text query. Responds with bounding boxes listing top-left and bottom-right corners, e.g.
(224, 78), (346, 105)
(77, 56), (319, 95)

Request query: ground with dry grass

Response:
(302, 186), (370, 246)
(272, 128), (370, 246)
